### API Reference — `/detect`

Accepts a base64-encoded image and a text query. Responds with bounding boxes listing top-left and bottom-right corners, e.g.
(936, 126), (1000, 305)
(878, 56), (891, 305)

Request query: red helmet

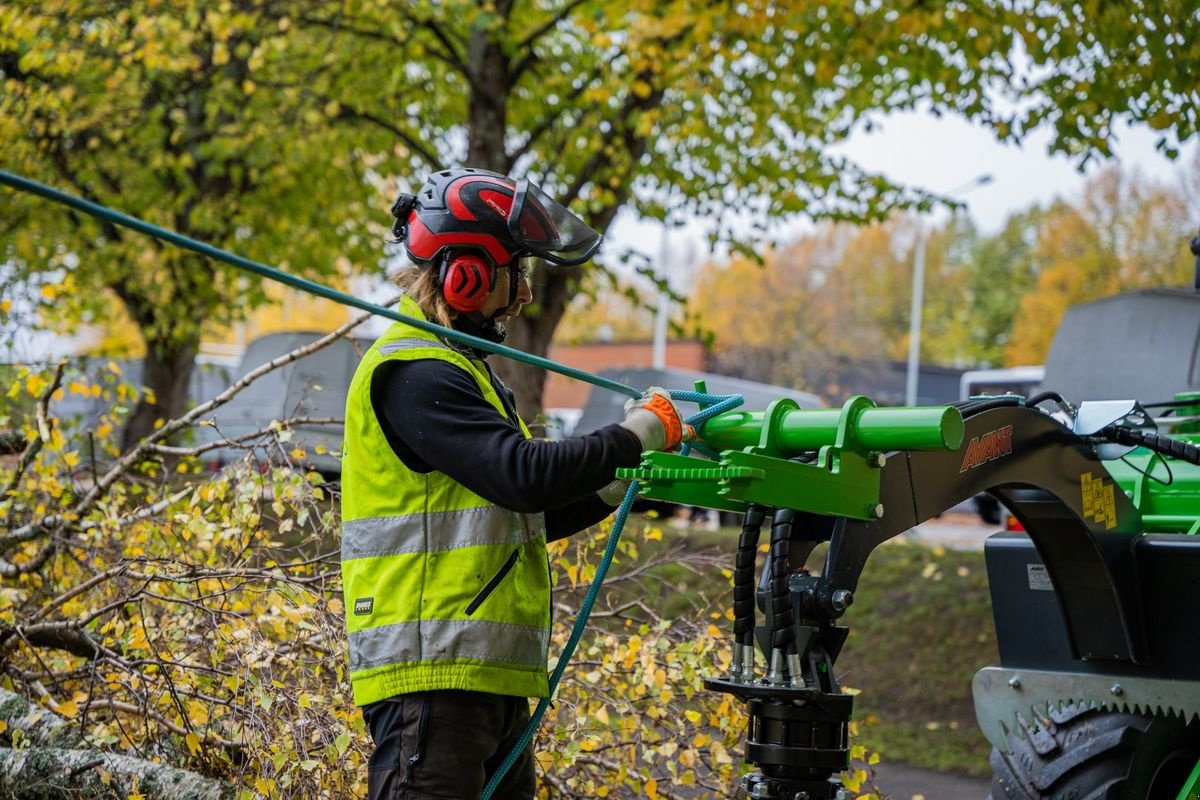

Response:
(391, 168), (601, 269)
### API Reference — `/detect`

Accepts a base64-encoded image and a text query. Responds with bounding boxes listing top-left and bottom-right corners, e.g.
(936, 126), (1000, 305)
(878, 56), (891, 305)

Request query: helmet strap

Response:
(454, 310), (508, 346)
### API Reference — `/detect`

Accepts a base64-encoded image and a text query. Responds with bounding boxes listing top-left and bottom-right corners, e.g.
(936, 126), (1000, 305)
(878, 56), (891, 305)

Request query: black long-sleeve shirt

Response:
(371, 356), (643, 540)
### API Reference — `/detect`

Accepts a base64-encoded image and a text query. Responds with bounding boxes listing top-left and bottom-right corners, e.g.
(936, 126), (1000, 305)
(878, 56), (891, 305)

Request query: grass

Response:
(836, 539), (997, 777)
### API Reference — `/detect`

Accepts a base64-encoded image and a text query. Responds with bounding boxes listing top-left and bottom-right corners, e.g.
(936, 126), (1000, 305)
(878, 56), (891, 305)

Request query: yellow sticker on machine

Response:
(1080, 472), (1117, 530)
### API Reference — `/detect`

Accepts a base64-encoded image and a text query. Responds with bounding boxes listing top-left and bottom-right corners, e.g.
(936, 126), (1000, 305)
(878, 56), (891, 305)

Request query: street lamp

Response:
(903, 173), (994, 407)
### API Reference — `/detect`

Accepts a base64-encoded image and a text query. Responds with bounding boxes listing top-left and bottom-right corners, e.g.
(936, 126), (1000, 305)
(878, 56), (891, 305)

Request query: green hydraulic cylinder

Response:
(699, 401), (964, 457)
(619, 395), (965, 521)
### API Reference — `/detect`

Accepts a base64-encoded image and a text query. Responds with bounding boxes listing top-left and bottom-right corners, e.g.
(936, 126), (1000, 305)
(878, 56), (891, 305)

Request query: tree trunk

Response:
(0, 689), (232, 800)
(0, 748), (233, 800)
(0, 688), (80, 748)
(120, 333), (200, 451)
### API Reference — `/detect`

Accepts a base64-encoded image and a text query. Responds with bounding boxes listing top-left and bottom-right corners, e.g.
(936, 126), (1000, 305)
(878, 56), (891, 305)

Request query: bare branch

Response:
(1, 361), (67, 502)
(6, 307), (378, 545)
(146, 417), (343, 457)
(0, 542), (55, 579)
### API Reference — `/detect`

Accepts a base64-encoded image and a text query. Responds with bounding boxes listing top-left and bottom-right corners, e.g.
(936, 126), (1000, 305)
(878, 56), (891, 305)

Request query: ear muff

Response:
(439, 253), (495, 313)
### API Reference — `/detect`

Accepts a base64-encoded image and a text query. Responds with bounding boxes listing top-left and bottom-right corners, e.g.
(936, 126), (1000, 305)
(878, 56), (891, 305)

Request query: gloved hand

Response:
(597, 478), (632, 506)
(619, 387), (692, 451)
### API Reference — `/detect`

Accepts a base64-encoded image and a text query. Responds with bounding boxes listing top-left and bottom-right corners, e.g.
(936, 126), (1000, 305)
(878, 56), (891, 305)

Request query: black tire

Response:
(988, 702), (1200, 800)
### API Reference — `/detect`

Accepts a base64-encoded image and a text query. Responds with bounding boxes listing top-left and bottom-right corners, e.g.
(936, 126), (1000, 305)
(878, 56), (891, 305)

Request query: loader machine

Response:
(619, 274), (1200, 798)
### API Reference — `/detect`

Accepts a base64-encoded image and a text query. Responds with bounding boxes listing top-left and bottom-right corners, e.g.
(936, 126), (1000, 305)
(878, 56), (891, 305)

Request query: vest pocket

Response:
(465, 548), (520, 616)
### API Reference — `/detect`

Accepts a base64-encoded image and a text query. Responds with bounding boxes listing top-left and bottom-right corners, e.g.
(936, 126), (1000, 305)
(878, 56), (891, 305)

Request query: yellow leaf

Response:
(842, 770), (862, 792)
(644, 527), (662, 541)
(290, 448), (305, 460)
(40, 284), (58, 300)
(128, 626), (149, 652)
(645, 778), (657, 800)
(0, 720), (8, 735)
(185, 732), (201, 754)
(25, 373), (46, 397)
(56, 700), (79, 718)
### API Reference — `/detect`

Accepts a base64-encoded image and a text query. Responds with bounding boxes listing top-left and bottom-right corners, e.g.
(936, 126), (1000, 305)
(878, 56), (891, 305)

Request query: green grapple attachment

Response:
(617, 392), (965, 521)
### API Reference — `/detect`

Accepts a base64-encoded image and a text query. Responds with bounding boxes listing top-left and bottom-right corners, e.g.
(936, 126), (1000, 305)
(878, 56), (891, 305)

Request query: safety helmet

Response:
(391, 168), (601, 270)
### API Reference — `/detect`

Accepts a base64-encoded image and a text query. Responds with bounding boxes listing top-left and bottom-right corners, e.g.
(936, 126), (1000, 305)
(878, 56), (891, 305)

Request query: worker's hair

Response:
(391, 267), (456, 329)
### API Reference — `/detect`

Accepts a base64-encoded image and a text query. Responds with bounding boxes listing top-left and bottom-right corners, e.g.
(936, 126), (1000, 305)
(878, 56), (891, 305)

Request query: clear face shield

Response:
(507, 181), (602, 266)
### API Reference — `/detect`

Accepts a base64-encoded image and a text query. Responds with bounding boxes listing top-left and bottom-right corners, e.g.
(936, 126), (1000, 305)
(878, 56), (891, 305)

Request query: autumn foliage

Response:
(0, 334), (778, 799)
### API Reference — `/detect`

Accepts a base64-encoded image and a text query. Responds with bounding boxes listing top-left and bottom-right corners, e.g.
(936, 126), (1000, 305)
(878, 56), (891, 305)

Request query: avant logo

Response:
(959, 425), (1014, 473)
(354, 597), (374, 616)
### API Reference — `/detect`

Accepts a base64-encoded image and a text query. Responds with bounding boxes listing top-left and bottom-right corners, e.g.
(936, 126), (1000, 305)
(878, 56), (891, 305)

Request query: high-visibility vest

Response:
(340, 296), (550, 707)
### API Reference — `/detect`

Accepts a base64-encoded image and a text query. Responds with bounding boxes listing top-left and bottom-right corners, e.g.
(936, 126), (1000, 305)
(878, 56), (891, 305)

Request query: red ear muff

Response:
(439, 253), (494, 313)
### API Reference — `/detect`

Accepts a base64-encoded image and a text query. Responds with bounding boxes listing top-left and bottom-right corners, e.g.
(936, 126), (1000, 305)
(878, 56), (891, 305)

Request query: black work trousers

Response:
(363, 690), (537, 800)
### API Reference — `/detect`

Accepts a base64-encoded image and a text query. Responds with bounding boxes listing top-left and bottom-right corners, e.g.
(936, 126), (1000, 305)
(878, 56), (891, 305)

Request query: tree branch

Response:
(335, 103), (443, 169)
(0, 747), (234, 800)
(6, 307), (378, 546)
(513, 0), (593, 64)
(1, 361), (66, 503)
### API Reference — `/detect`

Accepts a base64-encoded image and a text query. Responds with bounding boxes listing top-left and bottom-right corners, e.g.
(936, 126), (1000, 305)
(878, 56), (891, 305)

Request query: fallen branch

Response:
(0, 687), (81, 748)
(0, 747), (233, 800)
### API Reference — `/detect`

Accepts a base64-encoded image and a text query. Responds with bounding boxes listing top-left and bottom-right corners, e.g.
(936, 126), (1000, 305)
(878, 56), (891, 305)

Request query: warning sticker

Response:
(1027, 564), (1053, 591)
(1080, 472), (1117, 530)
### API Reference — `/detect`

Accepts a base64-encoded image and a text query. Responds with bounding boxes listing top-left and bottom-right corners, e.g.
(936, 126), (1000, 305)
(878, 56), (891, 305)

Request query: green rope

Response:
(0, 169), (642, 400)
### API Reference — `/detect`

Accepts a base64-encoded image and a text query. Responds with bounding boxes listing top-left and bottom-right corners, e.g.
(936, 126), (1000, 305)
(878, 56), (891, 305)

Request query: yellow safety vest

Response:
(341, 296), (550, 706)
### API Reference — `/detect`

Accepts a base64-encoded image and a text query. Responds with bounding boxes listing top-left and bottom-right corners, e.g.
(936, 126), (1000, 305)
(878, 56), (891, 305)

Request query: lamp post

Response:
(903, 173), (993, 407)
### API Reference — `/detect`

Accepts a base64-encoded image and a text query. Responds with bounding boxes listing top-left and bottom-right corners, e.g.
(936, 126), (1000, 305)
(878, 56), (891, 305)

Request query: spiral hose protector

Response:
(734, 505), (767, 645)
(1099, 425), (1200, 465)
(768, 509), (796, 652)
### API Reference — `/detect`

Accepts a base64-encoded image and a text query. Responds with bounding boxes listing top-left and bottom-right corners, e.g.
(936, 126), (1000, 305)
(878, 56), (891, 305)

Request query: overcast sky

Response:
(607, 110), (1200, 286)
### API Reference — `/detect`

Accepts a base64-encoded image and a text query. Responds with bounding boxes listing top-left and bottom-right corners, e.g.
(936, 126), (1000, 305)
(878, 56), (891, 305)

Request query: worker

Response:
(340, 167), (691, 800)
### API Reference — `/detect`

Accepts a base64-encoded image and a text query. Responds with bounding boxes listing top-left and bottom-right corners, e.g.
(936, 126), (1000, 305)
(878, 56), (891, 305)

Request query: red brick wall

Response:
(544, 340), (708, 409)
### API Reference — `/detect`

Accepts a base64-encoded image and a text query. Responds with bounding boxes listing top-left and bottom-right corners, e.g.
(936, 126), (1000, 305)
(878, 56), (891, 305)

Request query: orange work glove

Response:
(619, 387), (693, 451)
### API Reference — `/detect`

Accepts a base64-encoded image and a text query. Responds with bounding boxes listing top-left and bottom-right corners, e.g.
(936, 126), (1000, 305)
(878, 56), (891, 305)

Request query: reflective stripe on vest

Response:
(342, 506), (544, 561)
(340, 297), (551, 706)
(348, 618), (548, 673)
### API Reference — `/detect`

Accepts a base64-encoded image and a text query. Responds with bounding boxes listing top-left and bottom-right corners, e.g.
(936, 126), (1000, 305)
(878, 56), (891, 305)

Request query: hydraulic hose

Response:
(766, 509), (796, 679)
(734, 505), (767, 647)
(1097, 425), (1200, 466)
(0, 170), (642, 401)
